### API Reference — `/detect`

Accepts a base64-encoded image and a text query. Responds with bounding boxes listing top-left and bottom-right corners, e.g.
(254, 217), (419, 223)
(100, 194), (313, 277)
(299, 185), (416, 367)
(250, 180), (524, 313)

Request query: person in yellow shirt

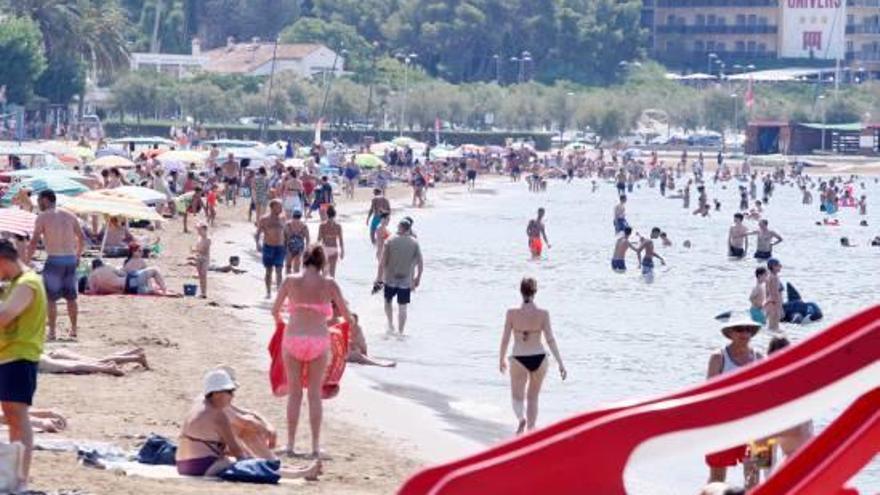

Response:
(0, 239), (48, 493)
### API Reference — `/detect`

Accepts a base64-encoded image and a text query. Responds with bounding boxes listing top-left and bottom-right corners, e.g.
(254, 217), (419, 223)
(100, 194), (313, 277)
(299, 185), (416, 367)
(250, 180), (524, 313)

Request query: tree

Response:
(178, 81), (230, 123)
(702, 90), (737, 133)
(110, 70), (175, 122)
(35, 53), (86, 105)
(0, 17), (47, 104)
(279, 17), (372, 72)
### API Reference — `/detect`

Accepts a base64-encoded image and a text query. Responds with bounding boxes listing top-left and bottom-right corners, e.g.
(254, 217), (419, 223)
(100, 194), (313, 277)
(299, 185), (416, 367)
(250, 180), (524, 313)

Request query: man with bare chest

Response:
(256, 200), (285, 298)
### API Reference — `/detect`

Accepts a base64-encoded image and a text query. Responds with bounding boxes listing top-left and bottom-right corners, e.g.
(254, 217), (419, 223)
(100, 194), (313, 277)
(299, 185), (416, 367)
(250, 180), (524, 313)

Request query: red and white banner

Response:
(434, 117), (441, 145)
(780, 0), (846, 59)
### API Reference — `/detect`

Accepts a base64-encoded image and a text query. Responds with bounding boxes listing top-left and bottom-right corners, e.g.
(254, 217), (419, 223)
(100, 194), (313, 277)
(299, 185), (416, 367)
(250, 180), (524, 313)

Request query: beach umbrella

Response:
(0, 208), (38, 236)
(204, 139), (261, 149)
(430, 147), (462, 160)
(369, 141), (395, 155)
(95, 186), (166, 205)
(59, 191), (162, 221)
(224, 147), (266, 161)
(108, 136), (176, 147)
(354, 154), (385, 170)
(91, 155), (135, 168)
(283, 158), (305, 169)
(1, 177), (89, 205)
(57, 154), (82, 166)
(74, 146), (95, 161)
(392, 136), (421, 147)
(157, 149), (206, 164)
(2, 169), (87, 180)
(94, 147), (130, 159)
(161, 160), (187, 174)
(484, 145), (506, 155)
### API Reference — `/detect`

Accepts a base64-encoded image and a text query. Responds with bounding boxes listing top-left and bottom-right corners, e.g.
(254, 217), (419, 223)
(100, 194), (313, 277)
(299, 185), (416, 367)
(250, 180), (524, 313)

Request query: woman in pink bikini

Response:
(271, 245), (352, 458)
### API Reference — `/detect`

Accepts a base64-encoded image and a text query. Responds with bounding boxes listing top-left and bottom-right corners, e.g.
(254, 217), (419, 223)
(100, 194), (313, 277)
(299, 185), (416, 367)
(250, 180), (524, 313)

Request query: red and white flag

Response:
(434, 117), (441, 145)
(744, 77), (755, 110)
(314, 118), (324, 145)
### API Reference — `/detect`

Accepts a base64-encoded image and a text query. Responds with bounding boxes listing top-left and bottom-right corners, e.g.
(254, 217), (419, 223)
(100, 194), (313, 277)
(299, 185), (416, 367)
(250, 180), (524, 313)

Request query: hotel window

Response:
(736, 14), (746, 25)
(708, 14), (717, 25)
(759, 43), (767, 52)
(748, 14), (757, 25)
(847, 15), (855, 26)
(748, 41), (757, 52)
(707, 40), (716, 51)
(696, 14), (705, 25)
(717, 42), (726, 52)
(667, 15), (675, 25)
(718, 17), (726, 26)
(736, 41), (746, 52)
(695, 40), (705, 51)
(847, 41), (854, 52)
(759, 17), (768, 26)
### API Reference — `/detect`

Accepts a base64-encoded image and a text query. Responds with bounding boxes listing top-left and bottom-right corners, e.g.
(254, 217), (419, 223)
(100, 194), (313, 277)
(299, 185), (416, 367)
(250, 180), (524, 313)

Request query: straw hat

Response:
(203, 368), (236, 396)
(721, 318), (761, 339)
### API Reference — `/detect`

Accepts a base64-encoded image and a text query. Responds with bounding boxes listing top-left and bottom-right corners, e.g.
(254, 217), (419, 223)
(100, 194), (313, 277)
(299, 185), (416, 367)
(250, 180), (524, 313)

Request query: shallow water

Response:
(334, 176), (880, 493)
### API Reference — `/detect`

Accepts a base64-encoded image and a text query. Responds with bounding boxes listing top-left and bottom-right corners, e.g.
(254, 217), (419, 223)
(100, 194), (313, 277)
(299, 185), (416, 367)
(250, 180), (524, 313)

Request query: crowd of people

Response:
(0, 134), (876, 493)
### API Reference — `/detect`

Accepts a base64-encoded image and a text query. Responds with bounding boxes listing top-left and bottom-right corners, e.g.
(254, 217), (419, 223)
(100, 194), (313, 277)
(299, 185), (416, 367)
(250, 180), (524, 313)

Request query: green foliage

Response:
(35, 53), (86, 105)
(177, 81), (233, 122)
(110, 70), (176, 122)
(0, 16), (47, 104)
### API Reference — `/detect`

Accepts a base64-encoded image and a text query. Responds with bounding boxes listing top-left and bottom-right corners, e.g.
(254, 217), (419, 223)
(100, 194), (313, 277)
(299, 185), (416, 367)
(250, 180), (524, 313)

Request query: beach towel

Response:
(268, 319), (350, 399)
(218, 459), (281, 484)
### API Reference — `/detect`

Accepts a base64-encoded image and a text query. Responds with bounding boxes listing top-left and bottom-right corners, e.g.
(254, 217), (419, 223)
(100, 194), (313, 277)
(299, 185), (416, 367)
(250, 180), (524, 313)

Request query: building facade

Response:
(645, 0), (879, 76)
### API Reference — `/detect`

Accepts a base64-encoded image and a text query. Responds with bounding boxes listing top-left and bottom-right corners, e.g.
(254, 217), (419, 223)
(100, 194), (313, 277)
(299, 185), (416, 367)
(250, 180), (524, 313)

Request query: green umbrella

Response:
(354, 154), (386, 170)
(2, 177), (89, 205)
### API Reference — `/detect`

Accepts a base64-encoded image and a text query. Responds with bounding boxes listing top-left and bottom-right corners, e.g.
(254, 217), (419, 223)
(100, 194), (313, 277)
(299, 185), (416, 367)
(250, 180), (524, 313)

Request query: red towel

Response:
(268, 320), (350, 399)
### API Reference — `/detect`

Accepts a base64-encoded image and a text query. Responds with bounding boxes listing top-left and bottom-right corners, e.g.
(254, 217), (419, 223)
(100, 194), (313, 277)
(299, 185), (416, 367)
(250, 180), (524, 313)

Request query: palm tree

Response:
(6, 0), (82, 56)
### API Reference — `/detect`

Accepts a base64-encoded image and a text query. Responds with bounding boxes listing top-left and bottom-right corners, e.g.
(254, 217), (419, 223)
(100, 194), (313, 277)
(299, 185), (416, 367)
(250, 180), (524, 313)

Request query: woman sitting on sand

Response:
(346, 313), (395, 368)
(272, 246), (353, 457)
(499, 277), (567, 435)
(177, 368), (320, 479)
(38, 347), (148, 376)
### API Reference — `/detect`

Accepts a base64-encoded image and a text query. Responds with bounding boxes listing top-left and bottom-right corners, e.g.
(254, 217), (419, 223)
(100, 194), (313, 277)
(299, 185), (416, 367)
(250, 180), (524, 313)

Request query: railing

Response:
(846, 25), (880, 34)
(657, 25), (777, 34)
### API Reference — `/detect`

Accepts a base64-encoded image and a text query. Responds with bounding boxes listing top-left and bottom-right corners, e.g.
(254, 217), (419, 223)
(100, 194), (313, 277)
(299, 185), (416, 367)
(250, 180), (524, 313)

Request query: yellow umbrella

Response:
(91, 155), (135, 168)
(157, 149), (207, 164)
(74, 146), (96, 161)
(60, 190), (162, 221)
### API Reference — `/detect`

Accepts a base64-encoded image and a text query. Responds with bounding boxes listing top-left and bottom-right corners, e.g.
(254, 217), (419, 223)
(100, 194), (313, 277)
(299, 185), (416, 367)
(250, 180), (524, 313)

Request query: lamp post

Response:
(707, 52), (718, 75)
(510, 51), (532, 84)
(396, 52), (417, 135)
(818, 94), (827, 151)
(493, 54), (501, 84)
(730, 92), (738, 150)
(259, 36), (280, 142)
(319, 45), (347, 127)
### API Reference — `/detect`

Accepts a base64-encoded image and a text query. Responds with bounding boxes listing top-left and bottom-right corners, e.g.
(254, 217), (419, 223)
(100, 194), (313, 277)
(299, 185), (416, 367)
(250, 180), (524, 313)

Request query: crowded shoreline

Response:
(0, 136), (877, 494)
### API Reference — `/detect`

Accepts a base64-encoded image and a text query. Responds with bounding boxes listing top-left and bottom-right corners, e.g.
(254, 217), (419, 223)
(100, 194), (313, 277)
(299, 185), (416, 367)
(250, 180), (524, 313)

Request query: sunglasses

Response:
(731, 327), (755, 334)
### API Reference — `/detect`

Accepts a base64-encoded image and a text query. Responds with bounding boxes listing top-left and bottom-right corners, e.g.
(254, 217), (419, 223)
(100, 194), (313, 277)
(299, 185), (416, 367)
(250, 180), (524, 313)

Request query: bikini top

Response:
(182, 433), (225, 457)
(289, 301), (334, 318)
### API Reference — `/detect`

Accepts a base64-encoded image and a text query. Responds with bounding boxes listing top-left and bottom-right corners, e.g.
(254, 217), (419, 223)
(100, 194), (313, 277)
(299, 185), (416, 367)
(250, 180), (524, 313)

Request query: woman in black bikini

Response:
(499, 278), (567, 435)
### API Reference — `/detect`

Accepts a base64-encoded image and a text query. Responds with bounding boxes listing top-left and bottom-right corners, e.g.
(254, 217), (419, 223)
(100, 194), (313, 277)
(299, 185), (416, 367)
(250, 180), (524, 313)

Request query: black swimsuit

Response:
(514, 354), (546, 372)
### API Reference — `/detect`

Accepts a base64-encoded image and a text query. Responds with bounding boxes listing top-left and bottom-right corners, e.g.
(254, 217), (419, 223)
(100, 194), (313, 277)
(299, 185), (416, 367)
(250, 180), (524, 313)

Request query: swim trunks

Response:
(0, 360), (38, 405)
(613, 217), (629, 234)
(467, 170), (477, 181)
(383, 285), (411, 305)
(529, 237), (543, 256)
(42, 255), (78, 301)
(754, 250), (772, 260)
(641, 259), (654, 276)
(262, 244), (285, 268)
(611, 259), (626, 271)
(728, 246), (745, 258)
(750, 307), (767, 325)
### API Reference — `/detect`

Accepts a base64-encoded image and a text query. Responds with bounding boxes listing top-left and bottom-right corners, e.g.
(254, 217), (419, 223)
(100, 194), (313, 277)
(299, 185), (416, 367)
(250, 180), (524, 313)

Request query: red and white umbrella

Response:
(0, 208), (37, 237)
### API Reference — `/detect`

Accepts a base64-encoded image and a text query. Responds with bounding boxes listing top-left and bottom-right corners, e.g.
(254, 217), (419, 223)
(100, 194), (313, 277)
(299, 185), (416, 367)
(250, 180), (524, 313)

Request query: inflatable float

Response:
(268, 319), (350, 399)
(401, 305), (879, 494)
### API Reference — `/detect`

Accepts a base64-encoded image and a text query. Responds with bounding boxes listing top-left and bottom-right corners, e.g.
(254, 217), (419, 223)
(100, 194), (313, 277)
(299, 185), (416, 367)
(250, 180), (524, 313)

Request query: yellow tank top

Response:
(0, 270), (47, 363)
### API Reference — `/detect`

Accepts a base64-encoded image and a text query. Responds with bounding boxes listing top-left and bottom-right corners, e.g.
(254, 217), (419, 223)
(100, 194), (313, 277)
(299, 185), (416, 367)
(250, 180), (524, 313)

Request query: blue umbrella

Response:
(1, 177), (89, 205)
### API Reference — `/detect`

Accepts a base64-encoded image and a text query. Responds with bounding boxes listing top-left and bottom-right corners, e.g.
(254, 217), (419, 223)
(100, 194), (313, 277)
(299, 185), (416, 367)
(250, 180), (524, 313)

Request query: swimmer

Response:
(611, 227), (639, 272)
(858, 195), (867, 215)
(613, 196), (628, 234)
(683, 240), (692, 249)
(526, 208), (551, 259)
(637, 227), (666, 278)
(839, 237), (856, 248)
(749, 268), (768, 326)
(728, 213), (749, 259)
(751, 220), (782, 260)
(660, 231), (672, 248)
(765, 259), (783, 332)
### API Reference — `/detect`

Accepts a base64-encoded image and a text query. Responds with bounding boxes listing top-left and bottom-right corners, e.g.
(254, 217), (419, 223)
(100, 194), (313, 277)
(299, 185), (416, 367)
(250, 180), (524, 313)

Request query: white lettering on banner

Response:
(781, 0), (846, 59)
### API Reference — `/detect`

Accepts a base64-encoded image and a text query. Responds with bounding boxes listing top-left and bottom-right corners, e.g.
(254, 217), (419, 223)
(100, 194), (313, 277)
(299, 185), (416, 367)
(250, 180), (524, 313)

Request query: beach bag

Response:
(0, 442), (24, 492)
(218, 459), (281, 484)
(137, 434), (177, 465)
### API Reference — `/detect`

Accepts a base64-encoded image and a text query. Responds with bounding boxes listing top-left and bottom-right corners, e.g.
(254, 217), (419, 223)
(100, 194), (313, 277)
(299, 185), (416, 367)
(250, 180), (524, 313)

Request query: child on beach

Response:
(749, 268), (767, 326)
(205, 185), (218, 227)
(191, 224), (211, 298)
(347, 314), (396, 368)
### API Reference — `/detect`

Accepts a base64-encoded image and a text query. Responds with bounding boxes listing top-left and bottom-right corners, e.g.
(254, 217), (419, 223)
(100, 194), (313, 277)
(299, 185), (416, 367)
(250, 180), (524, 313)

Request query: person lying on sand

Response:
(347, 314), (396, 368)
(177, 368), (320, 480)
(0, 409), (67, 433)
(39, 348), (148, 376)
(86, 259), (172, 296)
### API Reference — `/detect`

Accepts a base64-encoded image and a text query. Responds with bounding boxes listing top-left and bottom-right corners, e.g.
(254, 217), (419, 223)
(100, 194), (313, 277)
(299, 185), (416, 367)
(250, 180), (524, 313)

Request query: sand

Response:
(22, 183), (429, 494)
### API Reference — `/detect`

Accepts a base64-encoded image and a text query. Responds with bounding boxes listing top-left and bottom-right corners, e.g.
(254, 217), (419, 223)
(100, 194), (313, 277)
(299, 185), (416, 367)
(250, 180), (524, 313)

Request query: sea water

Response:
(333, 176), (880, 494)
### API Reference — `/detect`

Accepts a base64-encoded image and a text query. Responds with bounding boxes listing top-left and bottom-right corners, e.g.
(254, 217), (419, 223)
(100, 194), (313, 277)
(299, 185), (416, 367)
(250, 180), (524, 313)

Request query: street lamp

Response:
(395, 52), (418, 135)
(730, 93), (739, 149)
(818, 94), (827, 151)
(493, 54), (501, 84)
(510, 51), (532, 84)
(707, 52), (718, 75)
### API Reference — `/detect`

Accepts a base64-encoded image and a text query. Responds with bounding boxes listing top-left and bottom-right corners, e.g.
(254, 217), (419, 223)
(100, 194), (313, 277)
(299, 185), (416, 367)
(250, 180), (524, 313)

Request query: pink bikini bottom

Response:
(283, 334), (330, 362)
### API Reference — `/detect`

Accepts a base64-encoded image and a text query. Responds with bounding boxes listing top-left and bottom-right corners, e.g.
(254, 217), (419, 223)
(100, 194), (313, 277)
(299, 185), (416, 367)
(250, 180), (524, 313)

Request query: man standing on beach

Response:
(221, 153), (240, 206)
(765, 259), (783, 332)
(366, 188), (391, 245)
(256, 200), (286, 299)
(0, 239), (48, 493)
(728, 213), (749, 259)
(611, 227), (639, 272)
(28, 190), (84, 341)
(751, 220), (782, 260)
(376, 218), (423, 335)
(526, 208), (551, 259)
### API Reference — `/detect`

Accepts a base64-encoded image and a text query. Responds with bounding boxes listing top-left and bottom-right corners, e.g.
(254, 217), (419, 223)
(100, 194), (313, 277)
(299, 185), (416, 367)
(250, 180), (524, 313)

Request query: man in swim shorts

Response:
(366, 188), (391, 245)
(751, 219), (782, 260)
(526, 208), (551, 259)
(611, 227), (638, 272)
(221, 153), (240, 206)
(749, 267), (768, 325)
(376, 218), (423, 335)
(727, 213), (749, 259)
(28, 190), (85, 341)
(256, 200), (286, 299)
(637, 227), (666, 278)
(613, 195), (629, 234)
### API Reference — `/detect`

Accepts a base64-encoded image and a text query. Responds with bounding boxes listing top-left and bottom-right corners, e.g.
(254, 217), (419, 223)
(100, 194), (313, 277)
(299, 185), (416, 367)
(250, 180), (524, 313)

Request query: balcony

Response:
(846, 25), (880, 35)
(657, 25), (778, 34)
(657, 0), (778, 7)
(847, 51), (880, 61)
